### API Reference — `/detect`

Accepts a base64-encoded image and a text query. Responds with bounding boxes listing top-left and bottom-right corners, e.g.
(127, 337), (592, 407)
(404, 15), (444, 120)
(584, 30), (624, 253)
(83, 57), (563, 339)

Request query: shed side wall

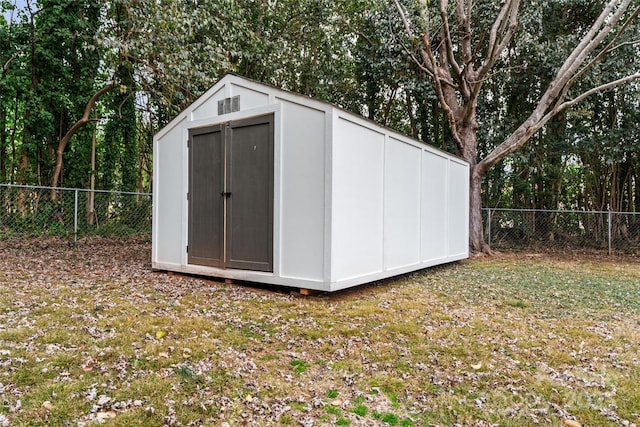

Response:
(383, 137), (421, 270)
(153, 116), (186, 266)
(421, 151), (449, 261)
(331, 117), (385, 281)
(448, 160), (470, 257)
(278, 99), (326, 281)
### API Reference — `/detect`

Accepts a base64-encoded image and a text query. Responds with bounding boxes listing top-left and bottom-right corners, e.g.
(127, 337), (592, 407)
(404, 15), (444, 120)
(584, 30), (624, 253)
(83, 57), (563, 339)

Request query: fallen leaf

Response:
(330, 398), (343, 406)
(471, 362), (482, 370)
(563, 420), (581, 427)
(96, 411), (117, 420)
(159, 352), (169, 358)
(42, 401), (53, 410)
(97, 395), (112, 406)
(182, 348), (192, 359)
(155, 330), (166, 339)
(245, 394), (253, 402)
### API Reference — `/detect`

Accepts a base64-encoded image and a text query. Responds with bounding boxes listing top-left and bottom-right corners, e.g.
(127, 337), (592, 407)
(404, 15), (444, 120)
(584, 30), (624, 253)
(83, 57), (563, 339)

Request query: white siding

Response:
(448, 160), (469, 257)
(153, 117), (185, 265)
(421, 152), (448, 261)
(230, 84), (270, 109)
(191, 87), (225, 121)
(279, 100), (326, 281)
(383, 138), (421, 270)
(332, 117), (385, 281)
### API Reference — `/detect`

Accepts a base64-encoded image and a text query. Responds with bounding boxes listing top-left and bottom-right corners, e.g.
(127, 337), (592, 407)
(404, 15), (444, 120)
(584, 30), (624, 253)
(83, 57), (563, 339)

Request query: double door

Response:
(188, 114), (274, 272)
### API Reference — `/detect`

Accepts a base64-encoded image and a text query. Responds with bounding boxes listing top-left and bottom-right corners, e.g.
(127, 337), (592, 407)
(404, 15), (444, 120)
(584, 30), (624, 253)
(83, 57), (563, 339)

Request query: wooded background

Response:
(1, 0), (638, 222)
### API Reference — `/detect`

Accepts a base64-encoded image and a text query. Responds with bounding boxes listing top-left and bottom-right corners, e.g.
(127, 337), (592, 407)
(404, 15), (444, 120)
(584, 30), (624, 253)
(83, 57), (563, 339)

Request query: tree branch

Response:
(478, 72), (640, 175)
(456, 0), (472, 67)
(439, 0), (463, 79)
(391, 0), (436, 78)
(556, 4), (640, 104)
(394, 0), (465, 150)
(552, 0), (632, 93)
(551, 73), (640, 117)
(421, 34), (464, 150)
(3, 48), (26, 72)
(477, 0), (520, 82)
(50, 82), (117, 198)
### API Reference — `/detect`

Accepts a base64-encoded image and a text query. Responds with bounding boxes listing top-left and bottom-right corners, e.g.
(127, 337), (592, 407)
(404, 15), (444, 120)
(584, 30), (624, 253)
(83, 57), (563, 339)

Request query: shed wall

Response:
(153, 117), (186, 266)
(329, 113), (469, 287)
(448, 160), (470, 257)
(230, 83), (270, 109)
(191, 87), (225, 121)
(331, 117), (385, 282)
(384, 137), (421, 270)
(278, 99), (327, 281)
(421, 151), (448, 261)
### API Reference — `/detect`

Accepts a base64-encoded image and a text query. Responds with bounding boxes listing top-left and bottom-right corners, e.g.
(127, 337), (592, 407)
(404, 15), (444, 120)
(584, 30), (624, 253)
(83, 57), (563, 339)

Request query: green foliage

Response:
(1, 0), (639, 226)
(352, 404), (368, 417)
(290, 359), (308, 374)
(475, 0), (640, 212)
(373, 412), (399, 425)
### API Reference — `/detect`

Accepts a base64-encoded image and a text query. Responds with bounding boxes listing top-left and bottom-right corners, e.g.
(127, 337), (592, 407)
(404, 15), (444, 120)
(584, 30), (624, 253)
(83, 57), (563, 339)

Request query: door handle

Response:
(221, 192), (232, 198)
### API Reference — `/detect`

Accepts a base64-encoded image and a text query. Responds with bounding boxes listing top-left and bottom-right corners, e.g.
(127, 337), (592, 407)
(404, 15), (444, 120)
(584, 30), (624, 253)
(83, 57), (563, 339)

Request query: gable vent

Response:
(218, 96), (240, 115)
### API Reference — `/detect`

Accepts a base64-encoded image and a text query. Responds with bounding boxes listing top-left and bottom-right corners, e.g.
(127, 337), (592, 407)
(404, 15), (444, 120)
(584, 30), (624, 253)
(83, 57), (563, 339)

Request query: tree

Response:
(394, 0), (640, 253)
(50, 81), (116, 197)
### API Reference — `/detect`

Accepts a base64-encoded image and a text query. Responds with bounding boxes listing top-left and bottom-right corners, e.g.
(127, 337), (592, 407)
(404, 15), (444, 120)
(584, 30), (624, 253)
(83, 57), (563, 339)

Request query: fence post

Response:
(74, 189), (78, 245)
(608, 211), (611, 256)
(487, 209), (492, 247)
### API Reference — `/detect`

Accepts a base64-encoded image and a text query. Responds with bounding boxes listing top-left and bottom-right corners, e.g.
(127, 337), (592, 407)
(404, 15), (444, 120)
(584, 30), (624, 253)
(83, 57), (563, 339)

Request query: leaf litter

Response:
(0, 237), (639, 426)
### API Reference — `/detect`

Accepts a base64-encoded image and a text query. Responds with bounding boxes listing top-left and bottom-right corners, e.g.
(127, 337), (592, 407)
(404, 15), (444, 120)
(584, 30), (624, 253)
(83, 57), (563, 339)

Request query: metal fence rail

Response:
(0, 184), (151, 242)
(483, 208), (640, 255)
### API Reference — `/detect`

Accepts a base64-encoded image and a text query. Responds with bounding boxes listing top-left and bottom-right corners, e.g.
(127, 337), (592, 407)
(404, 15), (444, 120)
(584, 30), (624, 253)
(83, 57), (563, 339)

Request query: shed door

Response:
(188, 124), (225, 267)
(226, 115), (274, 271)
(188, 114), (274, 272)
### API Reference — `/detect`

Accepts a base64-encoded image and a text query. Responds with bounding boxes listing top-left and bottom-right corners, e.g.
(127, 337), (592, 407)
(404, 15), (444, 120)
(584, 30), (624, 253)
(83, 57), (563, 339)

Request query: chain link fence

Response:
(0, 184), (151, 242)
(2, 184), (639, 256)
(484, 208), (640, 255)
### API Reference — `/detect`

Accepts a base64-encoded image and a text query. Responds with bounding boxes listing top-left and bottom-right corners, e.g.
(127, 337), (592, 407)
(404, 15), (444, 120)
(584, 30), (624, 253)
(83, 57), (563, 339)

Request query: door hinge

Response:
(187, 192), (189, 201)
(186, 245), (189, 253)
(187, 138), (190, 148)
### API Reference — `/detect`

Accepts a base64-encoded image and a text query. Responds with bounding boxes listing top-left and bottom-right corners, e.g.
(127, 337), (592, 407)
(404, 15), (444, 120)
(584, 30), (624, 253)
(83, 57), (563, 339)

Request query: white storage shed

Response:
(152, 74), (469, 292)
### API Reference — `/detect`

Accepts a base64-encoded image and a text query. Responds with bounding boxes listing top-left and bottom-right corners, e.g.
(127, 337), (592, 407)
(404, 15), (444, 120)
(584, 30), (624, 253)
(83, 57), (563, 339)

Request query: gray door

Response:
(188, 114), (274, 272)
(188, 125), (225, 267)
(226, 115), (274, 271)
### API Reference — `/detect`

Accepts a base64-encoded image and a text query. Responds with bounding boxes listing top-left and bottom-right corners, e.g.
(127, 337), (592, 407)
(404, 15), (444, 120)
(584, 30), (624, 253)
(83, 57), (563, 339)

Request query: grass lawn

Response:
(0, 239), (639, 426)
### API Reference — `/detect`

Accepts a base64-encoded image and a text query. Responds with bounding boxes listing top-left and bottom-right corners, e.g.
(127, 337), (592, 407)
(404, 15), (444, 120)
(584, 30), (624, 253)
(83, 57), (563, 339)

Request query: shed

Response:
(152, 74), (469, 292)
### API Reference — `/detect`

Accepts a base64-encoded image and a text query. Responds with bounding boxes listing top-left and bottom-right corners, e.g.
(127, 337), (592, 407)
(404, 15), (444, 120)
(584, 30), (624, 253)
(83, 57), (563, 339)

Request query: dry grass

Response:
(0, 238), (639, 426)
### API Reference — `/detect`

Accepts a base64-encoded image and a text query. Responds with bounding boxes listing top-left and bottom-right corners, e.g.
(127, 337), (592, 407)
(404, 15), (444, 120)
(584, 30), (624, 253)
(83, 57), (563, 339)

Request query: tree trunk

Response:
(457, 122), (489, 254)
(469, 166), (488, 253)
(50, 82), (115, 200)
(0, 107), (6, 183)
(9, 97), (18, 184)
(17, 148), (29, 217)
(86, 122), (96, 225)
